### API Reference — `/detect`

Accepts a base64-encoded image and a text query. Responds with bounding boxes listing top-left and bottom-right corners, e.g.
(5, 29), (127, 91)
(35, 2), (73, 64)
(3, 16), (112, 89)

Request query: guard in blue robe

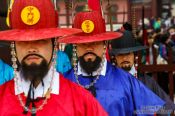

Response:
(58, 10), (165, 116)
(64, 61), (165, 116)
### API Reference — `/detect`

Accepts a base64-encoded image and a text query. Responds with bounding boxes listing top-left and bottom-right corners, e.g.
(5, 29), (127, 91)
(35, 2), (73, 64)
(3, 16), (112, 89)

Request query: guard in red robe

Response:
(0, 74), (107, 116)
(0, 0), (107, 115)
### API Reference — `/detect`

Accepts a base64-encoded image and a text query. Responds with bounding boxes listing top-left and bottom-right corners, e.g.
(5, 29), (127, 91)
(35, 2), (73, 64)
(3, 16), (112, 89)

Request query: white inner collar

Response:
(129, 65), (137, 76)
(77, 58), (107, 76)
(14, 66), (60, 99)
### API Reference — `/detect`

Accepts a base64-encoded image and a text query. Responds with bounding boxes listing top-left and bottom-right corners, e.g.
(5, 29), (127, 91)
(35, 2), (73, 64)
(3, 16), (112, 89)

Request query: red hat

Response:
(0, 0), (81, 41)
(58, 11), (122, 44)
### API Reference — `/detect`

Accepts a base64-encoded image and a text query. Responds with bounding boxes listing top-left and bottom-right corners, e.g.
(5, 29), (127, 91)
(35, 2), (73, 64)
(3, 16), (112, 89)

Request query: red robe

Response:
(0, 75), (107, 116)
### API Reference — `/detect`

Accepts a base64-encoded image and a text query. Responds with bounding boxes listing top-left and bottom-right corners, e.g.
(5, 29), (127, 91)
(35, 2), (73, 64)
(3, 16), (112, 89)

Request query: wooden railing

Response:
(138, 45), (175, 101)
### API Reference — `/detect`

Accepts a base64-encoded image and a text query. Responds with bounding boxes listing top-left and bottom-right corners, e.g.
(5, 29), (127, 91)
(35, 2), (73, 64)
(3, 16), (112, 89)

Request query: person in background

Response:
(59, 10), (166, 115)
(56, 50), (72, 74)
(0, 59), (14, 85)
(0, 41), (14, 85)
(109, 30), (175, 114)
(0, 0), (107, 115)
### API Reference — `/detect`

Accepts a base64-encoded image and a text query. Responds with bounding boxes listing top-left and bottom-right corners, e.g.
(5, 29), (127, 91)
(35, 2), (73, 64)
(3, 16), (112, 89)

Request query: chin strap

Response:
(23, 79), (44, 116)
(87, 85), (96, 97)
(23, 82), (32, 115)
(23, 80), (36, 116)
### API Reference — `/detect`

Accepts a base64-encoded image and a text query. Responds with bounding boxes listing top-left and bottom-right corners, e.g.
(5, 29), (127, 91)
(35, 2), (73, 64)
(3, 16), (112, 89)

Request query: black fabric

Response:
(81, 75), (97, 97)
(109, 31), (147, 55)
(138, 74), (175, 113)
(87, 85), (96, 97)
(111, 31), (135, 49)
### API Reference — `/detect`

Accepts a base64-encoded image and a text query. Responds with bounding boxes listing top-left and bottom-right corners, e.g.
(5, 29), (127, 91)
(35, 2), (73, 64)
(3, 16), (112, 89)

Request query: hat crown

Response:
(73, 11), (106, 36)
(10, 0), (58, 29)
(111, 31), (136, 49)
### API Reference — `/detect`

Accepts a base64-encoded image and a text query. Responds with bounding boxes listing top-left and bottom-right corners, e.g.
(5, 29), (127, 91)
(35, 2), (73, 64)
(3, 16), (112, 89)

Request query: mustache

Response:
(121, 61), (130, 64)
(83, 52), (97, 57)
(22, 53), (44, 61)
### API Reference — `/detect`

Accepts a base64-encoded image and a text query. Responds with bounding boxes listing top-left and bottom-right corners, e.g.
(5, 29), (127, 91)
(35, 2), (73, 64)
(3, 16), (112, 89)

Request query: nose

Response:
(84, 43), (94, 52)
(122, 55), (129, 60)
(28, 48), (38, 54)
(27, 42), (39, 54)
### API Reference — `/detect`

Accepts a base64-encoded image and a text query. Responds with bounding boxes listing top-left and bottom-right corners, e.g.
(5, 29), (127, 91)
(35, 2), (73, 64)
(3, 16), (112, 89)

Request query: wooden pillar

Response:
(151, 0), (157, 17)
(127, 0), (132, 24)
(107, 0), (113, 31)
(65, 0), (70, 27)
(168, 48), (174, 101)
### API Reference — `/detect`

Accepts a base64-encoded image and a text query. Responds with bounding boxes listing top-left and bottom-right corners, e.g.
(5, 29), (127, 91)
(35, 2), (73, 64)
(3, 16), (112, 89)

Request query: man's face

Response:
(169, 28), (175, 35)
(76, 41), (104, 61)
(115, 52), (134, 71)
(15, 39), (53, 65)
(15, 39), (53, 81)
(76, 41), (104, 75)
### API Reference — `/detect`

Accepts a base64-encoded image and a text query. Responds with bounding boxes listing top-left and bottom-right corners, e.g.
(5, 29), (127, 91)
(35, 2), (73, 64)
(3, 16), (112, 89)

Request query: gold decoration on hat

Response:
(21, 6), (40, 25)
(81, 20), (95, 33)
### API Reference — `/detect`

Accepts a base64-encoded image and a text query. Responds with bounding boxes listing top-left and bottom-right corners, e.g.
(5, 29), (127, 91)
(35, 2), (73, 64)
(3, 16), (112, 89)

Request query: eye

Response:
(37, 40), (50, 44)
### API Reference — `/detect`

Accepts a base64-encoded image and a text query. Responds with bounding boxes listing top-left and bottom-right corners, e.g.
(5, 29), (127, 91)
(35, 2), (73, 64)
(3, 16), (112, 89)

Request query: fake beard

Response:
(79, 52), (102, 76)
(121, 66), (132, 71)
(20, 54), (50, 115)
(20, 54), (49, 82)
(120, 61), (132, 71)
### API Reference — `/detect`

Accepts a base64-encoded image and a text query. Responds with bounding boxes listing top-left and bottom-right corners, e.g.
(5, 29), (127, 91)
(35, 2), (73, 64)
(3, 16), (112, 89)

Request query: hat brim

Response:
(0, 28), (82, 41)
(58, 32), (122, 44)
(109, 46), (148, 55)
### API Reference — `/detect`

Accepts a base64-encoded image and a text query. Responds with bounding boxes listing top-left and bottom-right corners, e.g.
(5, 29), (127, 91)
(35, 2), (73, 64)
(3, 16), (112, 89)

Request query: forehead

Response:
(116, 52), (134, 57)
(76, 41), (104, 46)
(15, 39), (52, 44)
(169, 28), (175, 32)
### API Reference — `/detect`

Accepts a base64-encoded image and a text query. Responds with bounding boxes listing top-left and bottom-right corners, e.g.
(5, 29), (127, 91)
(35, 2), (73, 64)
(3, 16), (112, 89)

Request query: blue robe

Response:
(0, 59), (14, 85)
(55, 51), (71, 74)
(64, 62), (165, 116)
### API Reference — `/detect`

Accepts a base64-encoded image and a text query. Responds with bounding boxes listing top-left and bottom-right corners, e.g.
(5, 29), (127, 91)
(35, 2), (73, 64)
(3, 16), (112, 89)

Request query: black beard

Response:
(79, 52), (102, 76)
(20, 54), (49, 82)
(121, 66), (132, 71)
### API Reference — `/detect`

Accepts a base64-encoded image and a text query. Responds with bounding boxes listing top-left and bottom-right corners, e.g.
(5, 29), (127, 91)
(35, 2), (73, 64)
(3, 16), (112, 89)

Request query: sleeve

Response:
(127, 74), (166, 115)
(56, 51), (72, 74)
(0, 59), (14, 85)
(144, 75), (175, 111)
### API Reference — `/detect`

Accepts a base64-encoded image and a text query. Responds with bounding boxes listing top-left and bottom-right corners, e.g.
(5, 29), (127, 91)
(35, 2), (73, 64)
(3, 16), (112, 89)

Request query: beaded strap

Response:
(11, 38), (58, 114)
(73, 44), (106, 89)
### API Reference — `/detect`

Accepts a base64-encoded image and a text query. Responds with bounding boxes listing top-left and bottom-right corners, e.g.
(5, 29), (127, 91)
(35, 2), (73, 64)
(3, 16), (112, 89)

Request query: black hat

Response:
(109, 30), (147, 55)
(123, 22), (132, 31)
(0, 41), (10, 47)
